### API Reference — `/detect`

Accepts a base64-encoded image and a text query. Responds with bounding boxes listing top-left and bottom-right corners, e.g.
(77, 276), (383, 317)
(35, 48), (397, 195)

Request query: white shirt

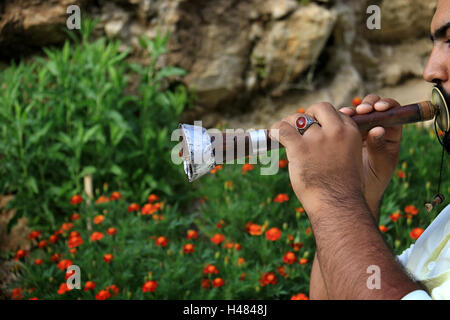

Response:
(397, 203), (450, 300)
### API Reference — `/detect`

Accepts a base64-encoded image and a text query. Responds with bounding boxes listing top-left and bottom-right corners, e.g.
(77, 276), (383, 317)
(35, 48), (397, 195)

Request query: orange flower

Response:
(210, 165), (223, 174)
(239, 273), (246, 281)
(265, 227), (282, 241)
(352, 97), (362, 107)
(110, 191), (122, 201)
(141, 203), (157, 215)
(35, 259), (43, 266)
(65, 269), (75, 280)
(379, 225), (388, 233)
(295, 207), (305, 214)
(84, 281), (96, 292)
(70, 194), (83, 205)
(259, 272), (277, 287)
(439, 130), (444, 137)
(389, 212), (403, 222)
(212, 278), (225, 288)
(57, 283), (70, 295)
(107, 227), (117, 236)
(142, 280), (158, 293)
(211, 233), (225, 245)
(187, 229), (198, 240)
(291, 293), (309, 300)
(96, 289), (111, 300)
(241, 163), (254, 174)
(248, 223), (262, 236)
(234, 243), (242, 251)
(279, 159), (289, 168)
(201, 279), (211, 289)
(70, 213), (80, 221)
(28, 230), (41, 240)
(224, 181), (234, 190)
(61, 222), (74, 231)
(290, 242), (304, 251)
(183, 243), (195, 254)
(95, 196), (109, 204)
(38, 240), (47, 248)
(155, 236), (169, 247)
(299, 258), (309, 265)
(297, 107), (306, 114)
(276, 265), (288, 278)
(68, 235), (83, 249)
(305, 227), (312, 235)
(14, 249), (27, 260)
(93, 215), (105, 224)
(203, 264), (219, 275)
(11, 288), (23, 300)
(147, 194), (160, 203)
(404, 205), (419, 216)
(409, 227), (425, 240)
(237, 257), (245, 266)
(396, 170), (406, 179)
(283, 251), (297, 264)
(90, 232), (104, 242)
(103, 253), (114, 263)
(57, 259), (72, 271)
(106, 285), (119, 296)
(127, 203), (140, 212)
(274, 193), (289, 203)
(50, 253), (61, 263)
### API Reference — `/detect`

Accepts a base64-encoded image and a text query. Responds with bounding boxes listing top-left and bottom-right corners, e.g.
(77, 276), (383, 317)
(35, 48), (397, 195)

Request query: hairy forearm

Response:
(309, 199), (422, 299)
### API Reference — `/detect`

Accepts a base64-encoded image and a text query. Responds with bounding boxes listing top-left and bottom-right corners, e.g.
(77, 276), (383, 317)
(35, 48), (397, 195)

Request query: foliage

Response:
(0, 20), (191, 229)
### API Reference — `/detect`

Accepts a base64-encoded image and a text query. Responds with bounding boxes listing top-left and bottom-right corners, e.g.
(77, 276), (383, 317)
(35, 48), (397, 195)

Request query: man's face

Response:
(424, 0), (450, 95)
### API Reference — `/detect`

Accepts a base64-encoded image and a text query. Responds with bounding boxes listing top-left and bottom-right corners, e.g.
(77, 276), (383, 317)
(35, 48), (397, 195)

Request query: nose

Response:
(423, 45), (449, 84)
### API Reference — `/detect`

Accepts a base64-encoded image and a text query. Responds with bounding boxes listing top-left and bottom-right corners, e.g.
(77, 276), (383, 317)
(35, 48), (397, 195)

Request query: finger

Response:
(337, 110), (360, 132)
(356, 94), (380, 114)
(339, 107), (356, 117)
(373, 98), (401, 112)
(367, 126), (386, 141)
(306, 102), (344, 131)
(269, 120), (301, 148)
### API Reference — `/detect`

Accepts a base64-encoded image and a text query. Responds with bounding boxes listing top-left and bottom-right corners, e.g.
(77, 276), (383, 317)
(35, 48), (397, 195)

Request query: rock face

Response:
(0, 0), (439, 125)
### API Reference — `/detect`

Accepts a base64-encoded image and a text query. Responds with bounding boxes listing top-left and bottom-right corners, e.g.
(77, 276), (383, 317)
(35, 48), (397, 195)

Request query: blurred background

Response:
(0, 0), (438, 128)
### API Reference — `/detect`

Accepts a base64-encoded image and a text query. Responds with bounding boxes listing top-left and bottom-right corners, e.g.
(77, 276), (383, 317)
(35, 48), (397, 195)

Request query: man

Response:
(270, 0), (450, 299)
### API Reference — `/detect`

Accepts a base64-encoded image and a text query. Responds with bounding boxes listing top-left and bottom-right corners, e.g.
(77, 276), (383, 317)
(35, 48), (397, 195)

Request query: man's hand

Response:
(340, 95), (402, 219)
(269, 102), (365, 216)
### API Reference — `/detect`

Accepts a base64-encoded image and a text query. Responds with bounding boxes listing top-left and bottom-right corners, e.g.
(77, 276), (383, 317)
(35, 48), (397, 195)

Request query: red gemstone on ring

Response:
(296, 116), (307, 129)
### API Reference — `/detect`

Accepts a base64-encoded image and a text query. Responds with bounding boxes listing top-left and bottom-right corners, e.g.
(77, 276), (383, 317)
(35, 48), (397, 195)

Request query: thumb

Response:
(366, 126), (387, 159)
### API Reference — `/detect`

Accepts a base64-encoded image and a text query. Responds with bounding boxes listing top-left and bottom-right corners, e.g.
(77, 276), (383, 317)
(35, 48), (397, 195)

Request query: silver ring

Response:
(295, 114), (320, 135)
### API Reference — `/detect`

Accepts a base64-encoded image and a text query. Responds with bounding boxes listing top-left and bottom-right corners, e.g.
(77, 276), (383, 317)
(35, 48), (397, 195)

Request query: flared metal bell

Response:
(431, 87), (450, 132)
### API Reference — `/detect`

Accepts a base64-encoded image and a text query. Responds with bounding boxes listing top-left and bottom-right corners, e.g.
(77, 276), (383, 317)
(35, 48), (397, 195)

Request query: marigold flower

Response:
(69, 248), (77, 254)
(299, 258), (309, 265)
(110, 191), (122, 201)
(61, 222), (74, 231)
(237, 257), (245, 266)
(106, 285), (119, 296)
(68, 235), (83, 249)
(297, 107), (306, 114)
(223, 241), (234, 250)
(201, 279), (211, 289)
(274, 193), (289, 203)
(141, 203), (157, 215)
(389, 212), (403, 222)
(35, 259), (43, 266)
(291, 293), (309, 300)
(29, 297), (38, 300)
(155, 236), (169, 247)
(14, 249), (27, 260)
(96, 289), (111, 300)
(28, 230), (41, 240)
(50, 253), (61, 262)
(65, 270), (75, 280)
(283, 251), (297, 264)
(210, 233), (225, 245)
(107, 227), (117, 236)
(277, 266), (288, 278)
(290, 242), (304, 251)
(212, 278), (225, 288)
(127, 203), (140, 212)
(265, 227), (282, 241)
(404, 205), (419, 216)
(409, 227), (425, 240)
(352, 97), (362, 107)
(84, 281), (96, 292)
(183, 243), (195, 254)
(259, 272), (277, 287)
(210, 165), (223, 174)
(187, 229), (198, 240)
(279, 159), (289, 168)
(70, 213), (80, 221)
(142, 280), (158, 293)
(38, 240), (47, 248)
(224, 181), (234, 190)
(379, 225), (388, 233)
(147, 194), (160, 203)
(70, 194), (83, 205)
(103, 253), (114, 263)
(396, 170), (406, 179)
(239, 273), (246, 281)
(305, 227), (312, 235)
(95, 195), (109, 204)
(203, 264), (219, 275)
(57, 283), (70, 295)
(295, 207), (305, 214)
(11, 288), (23, 300)
(57, 259), (72, 271)
(248, 223), (262, 236)
(235, 243), (242, 251)
(241, 163), (254, 174)
(93, 215), (105, 224)
(90, 232), (104, 242)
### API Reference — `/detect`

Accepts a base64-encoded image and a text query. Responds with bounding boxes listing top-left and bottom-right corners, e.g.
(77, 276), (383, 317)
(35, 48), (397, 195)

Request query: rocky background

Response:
(0, 0), (438, 128)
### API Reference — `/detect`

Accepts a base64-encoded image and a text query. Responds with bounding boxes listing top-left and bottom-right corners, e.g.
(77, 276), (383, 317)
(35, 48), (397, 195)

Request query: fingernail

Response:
(357, 103), (371, 109)
(374, 101), (389, 108)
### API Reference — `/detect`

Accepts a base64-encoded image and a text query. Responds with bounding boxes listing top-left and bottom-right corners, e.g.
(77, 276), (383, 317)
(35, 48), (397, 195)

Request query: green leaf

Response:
(79, 166), (97, 177)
